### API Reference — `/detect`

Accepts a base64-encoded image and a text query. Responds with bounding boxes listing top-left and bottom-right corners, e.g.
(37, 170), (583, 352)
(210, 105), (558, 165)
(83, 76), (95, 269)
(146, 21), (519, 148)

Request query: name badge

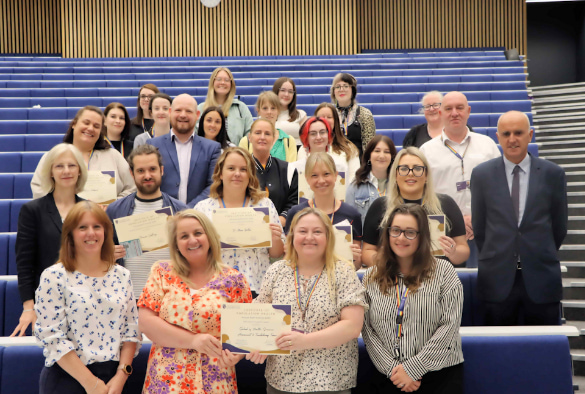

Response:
(456, 180), (470, 192)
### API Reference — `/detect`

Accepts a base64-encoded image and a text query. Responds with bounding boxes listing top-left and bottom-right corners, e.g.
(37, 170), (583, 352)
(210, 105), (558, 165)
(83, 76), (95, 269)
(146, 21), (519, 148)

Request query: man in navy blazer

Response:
(147, 94), (220, 208)
(471, 111), (567, 325)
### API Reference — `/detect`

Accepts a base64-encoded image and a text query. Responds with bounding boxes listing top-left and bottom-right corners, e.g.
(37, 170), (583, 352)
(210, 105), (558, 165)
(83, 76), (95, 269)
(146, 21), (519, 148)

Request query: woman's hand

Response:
(217, 349), (245, 369)
(114, 245), (126, 260)
(275, 331), (309, 351)
(245, 351), (268, 364)
(191, 333), (223, 358)
(390, 364), (415, 391)
(400, 380), (421, 392)
(10, 309), (36, 337)
(269, 223), (283, 242)
(84, 378), (107, 394)
(350, 242), (362, 270)
(438, 235), (457, 259)
(105, 371), (128, 394)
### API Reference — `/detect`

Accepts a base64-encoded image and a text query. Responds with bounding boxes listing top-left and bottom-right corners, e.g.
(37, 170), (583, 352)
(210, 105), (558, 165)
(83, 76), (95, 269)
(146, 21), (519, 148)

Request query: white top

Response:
(31, 148), (136, 200)
(34, 263), (142, 367)
(194, 197), (285, 292)
(419, 129), (501, 216)
(133, 131), (151, 148)
(170, 130), (195, 204)
(297, 146), (360, 185)
(275, 109), (307, 146)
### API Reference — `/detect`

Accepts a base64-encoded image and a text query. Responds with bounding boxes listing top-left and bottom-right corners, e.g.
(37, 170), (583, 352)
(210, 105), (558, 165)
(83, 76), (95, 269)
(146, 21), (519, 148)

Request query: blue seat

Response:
(3, 280), (25, 336)
(0, 346), (44, 394)
(0, 121), (27, 134)
(10, 199), (30, 232)
(13, 173), (33, 199)
(0, 201), (11, 232)
(0, 136), (24, 152)
(0, 175), (14, 199)
(0, 235), (9, 275)
(24, 135), (63, 152)
(7, 233), (16, 276)
(21, 152), (44, 172)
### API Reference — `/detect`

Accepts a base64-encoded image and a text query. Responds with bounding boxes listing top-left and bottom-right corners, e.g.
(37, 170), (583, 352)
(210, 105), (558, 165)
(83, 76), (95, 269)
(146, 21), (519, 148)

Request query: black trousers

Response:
(356, 363), (464, 394)
(39, 360), (120, 394)
(484, 269), (560, 326)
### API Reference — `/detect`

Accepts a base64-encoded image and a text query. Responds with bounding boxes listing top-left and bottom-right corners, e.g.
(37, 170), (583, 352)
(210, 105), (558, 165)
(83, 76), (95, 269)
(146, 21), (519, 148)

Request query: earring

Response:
(367, 160), (371, 166)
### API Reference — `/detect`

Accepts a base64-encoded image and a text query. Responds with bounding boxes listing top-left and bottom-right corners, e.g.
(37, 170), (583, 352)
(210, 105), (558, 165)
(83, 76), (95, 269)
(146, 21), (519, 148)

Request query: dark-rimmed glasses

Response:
(389, 227), (419, 240)
(396, 165), (426, 177)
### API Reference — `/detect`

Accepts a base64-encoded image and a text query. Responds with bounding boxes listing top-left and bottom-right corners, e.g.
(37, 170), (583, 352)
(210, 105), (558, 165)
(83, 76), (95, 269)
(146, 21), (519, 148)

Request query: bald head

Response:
(496, 110), (533, 164)
(170, 94), (200, 136)
(440, 91), (471, 137)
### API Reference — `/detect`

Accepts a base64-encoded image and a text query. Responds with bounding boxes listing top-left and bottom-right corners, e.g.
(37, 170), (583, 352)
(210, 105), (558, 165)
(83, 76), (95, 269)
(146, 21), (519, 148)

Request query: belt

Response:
(517, 261), (522, 270)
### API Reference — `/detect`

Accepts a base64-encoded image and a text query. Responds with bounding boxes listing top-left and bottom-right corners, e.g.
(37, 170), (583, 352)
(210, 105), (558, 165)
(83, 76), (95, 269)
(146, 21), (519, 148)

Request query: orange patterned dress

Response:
(137, 261), (252, 394)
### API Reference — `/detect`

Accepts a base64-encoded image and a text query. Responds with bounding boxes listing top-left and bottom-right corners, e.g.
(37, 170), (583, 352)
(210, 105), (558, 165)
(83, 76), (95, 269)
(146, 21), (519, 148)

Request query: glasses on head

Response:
(140, 95), (155, 101)
(214, 77), (231, 84)
(389, 227), (419, 240)
(397, 165), (426, 177)
(422, 103), (441, 111)
(334, 84), (351, 91)
(279, 88), (295, 95)
(308, 130), (328, 138)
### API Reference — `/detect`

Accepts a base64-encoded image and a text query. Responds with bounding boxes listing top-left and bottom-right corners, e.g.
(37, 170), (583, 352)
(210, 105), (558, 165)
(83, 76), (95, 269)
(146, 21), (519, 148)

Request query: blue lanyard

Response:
(220, 197), (247, 208)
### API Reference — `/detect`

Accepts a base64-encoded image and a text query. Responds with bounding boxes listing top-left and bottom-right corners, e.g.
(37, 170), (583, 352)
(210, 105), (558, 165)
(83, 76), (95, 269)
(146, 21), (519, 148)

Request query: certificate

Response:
(114, 207), (173, 252)
(212, 207), (272, 249)
(221, 303), (291, 355)
(333, 222), (353, 262)
(79, 170), (117, 204)
(298, 169), (346, 204)
(428, 214), (446, 256)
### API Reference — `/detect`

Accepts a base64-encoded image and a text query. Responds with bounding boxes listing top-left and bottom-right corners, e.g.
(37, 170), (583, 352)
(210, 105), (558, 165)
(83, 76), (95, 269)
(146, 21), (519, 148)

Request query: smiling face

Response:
(369, 141), (393, 175)
(422, 93), (442, 125)
(293, 213), (327, 261)
(131, 153), (163, 198)
(104, 107), (126, 138)
(151, 97), (171, 126)
(170, 94), (199, 135)
(307, 161), (336, 198)
(213, 70), (232, 99)
(395, 154), (427, 200)
(257, 100), (279, 122)
(176, 218), (210, 264)
(333, 79), (352, 107)
(497, 111), (533, 165)
(315, 106), (335, 130)
(202, 110), (223, 141)
(249, 120), (275, 155)
(220, 152), (250, 193)
(72, 212), (105, 256)
(307, 120), (329, 152)
(389, 213), (420, 261)
(51, 150), (80, 190)
(277, 81), (295, 110)
(72, 109), (103, 150)
(139, 88), (156, 114)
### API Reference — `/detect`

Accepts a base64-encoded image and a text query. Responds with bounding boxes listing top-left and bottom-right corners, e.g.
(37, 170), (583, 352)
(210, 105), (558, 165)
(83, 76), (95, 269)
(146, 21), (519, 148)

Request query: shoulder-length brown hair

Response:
(59, 201), (115, 272)
(132, 83), (160, 125)
(63, 106), (110, 150)
(209, 147), (267, 204)
(272, 77), (300, 122)
(354, 134), (396, 185)
(370, 203), (435, 293)
(314, 102), (358, 159)
(104, 102), (131, 141)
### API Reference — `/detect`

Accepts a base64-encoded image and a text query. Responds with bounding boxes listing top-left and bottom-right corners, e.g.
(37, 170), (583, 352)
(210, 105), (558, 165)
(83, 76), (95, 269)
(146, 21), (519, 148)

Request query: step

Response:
(566, 320), (585, 350)
(542, 154), (585, 165)
(535, 134), (585, 142)
(533, 111), (585, 121)
(563, 262), (585, 278)
(538, 140), (585, 150)
(563, 300), (585, 321)
(559, 245), (585, 261)
(569, 217), (585, 231)
(563, 278), (585, 299)
(572, 375), (585, 393)
(539, 147), (585, 155)
(534, 125), (585, 134)
(569, 203), (585, 215)
(569, 193), (585, 204)
(565, 230), (585, 244)
(567, 183), (585, 193)
(572, 349), (585, 376)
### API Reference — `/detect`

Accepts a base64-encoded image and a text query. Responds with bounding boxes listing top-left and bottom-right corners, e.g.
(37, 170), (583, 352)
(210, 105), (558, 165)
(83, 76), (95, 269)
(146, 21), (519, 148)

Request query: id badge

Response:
(394, 345), (400, 358)
(456, 180), (469, 192)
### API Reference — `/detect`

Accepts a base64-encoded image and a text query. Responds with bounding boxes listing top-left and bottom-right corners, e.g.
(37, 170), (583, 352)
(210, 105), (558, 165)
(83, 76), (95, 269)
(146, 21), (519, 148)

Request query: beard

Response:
(136, 179), (161, 196)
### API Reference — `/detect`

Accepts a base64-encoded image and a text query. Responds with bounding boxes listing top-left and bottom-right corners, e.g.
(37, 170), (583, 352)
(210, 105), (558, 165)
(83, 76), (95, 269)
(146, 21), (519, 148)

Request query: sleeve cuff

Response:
(402, 357), (427, 381)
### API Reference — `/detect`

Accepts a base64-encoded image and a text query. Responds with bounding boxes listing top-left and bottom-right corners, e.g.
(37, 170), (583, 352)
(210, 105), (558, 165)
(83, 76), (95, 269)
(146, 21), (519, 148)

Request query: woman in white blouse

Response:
(361, 203), (464, 393)
(35, 201), (141, 394)
(194, 147), (285, 295)
(273, 77), (307, 146)
(251, 207), (366, 393)
(31, 106), (136, 199)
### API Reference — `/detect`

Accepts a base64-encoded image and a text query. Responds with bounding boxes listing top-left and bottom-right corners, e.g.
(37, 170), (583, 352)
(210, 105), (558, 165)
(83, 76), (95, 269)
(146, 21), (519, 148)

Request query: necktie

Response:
(511, 165), (521, 223)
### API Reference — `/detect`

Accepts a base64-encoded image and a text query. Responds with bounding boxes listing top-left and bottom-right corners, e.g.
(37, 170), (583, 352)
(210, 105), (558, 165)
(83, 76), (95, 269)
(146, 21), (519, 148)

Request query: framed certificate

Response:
(114, 207), (173, 252)
(212, 207), (272, 249)
(298, 169), (346, 204)
(221, 303), (291, 355)
(428, 214), (446, 256)
(333, 223), (353, 262)
(79, 170), (117, 204)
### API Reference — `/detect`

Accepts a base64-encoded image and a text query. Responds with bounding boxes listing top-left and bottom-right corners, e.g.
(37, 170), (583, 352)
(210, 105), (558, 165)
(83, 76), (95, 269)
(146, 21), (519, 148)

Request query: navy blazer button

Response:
(176, 183), (180, 187)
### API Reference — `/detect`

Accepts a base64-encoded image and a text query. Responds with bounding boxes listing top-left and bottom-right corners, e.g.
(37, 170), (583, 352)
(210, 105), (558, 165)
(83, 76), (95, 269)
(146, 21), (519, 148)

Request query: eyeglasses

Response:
(397, 165), (426, 177)
(140, 95), (155, 101)
(308, 130), (328, 138)
(422, 103), (441, 111)
(279, 88), (295, 95)
(334, 84), (351, 91)
(214, 77), (231, 83)
(389, 227), (419, 240)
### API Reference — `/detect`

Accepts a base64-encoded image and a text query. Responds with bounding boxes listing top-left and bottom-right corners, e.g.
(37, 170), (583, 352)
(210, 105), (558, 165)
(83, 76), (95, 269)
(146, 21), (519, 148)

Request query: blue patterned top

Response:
(34, 263), (142, 367)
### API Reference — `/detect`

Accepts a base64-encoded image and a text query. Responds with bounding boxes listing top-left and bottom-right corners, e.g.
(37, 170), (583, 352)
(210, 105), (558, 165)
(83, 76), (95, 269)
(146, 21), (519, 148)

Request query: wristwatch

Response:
(118, 364), (133, 375)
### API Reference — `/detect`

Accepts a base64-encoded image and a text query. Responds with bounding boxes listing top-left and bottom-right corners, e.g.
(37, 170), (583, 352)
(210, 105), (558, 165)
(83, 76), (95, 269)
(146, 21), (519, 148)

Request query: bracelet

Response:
(23, 309), (34, 312)
(89, 377), (99, 394)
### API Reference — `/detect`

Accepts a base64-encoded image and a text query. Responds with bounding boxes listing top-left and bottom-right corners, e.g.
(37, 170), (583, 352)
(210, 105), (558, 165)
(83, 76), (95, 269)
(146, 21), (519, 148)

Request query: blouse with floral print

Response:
(255, 259), (367, 392)
(34, 263), (141, 367)
(194, 197), (285, 292)
(137, 261), (252, 394)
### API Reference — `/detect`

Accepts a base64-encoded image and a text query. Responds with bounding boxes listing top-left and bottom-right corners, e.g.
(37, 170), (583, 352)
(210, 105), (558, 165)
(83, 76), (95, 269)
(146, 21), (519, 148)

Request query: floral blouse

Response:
(34, 263), (141, 367)
(137, 261), (252, 394)
(255, 259), (367, 392)
(194, 197), (285, 292)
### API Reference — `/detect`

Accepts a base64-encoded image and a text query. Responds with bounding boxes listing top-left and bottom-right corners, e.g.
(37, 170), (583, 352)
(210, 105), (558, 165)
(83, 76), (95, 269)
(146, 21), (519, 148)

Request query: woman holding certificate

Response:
(35, 201), (141, 394)
(361, 204), (464, 393)
(12, 143), (87, 337)
(31, 106), (136, 200)
(194, 147), (285, 294)
(253, 207), (367, 393)
(138, 210), (253, 393)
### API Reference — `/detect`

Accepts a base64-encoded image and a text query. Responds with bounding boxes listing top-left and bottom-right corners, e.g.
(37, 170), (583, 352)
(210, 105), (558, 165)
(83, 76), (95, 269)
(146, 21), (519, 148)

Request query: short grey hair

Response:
(38, 143), (88, 195)
(418, 91), (444, 114)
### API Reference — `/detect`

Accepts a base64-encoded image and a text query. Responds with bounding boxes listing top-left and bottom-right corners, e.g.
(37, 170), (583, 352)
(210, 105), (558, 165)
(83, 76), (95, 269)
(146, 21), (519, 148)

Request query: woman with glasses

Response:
(331, 73), (376, 160)
(402, 91), (443, 149)
(273, 77), (307, 148)
(361, 203), (464, 394)
(129, 83), (160, 142)
(133, 93), (173, 148)
(362, 147), (469, 266)
(198, 67), (254, 146)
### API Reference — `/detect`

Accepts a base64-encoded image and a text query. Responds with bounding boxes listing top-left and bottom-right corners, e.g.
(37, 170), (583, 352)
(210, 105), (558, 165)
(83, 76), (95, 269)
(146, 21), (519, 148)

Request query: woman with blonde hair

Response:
(252, 207), (367, 393)
(13, 143), (87, 337)
(138, 209), (252, 393)
(198, 67), (254, 145)
(194, 147), (285, 294)
(362, 147), (469, 266)
(35, 201), (141, 394)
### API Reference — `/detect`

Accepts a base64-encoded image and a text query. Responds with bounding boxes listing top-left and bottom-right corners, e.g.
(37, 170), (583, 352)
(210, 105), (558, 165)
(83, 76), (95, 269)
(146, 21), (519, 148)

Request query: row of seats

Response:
(0, 199), (28, 232)
(0, 174), (33, 198)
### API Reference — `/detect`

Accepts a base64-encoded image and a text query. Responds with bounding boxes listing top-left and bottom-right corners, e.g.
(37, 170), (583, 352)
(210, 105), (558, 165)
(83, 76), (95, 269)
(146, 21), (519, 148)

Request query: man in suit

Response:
(471, 110), (568, 325)
(147, 93), (221, 208)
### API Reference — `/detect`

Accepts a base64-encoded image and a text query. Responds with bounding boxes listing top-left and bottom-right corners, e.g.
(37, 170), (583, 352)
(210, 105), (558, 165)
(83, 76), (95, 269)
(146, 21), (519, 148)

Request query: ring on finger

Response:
(288, 341), (292, 346)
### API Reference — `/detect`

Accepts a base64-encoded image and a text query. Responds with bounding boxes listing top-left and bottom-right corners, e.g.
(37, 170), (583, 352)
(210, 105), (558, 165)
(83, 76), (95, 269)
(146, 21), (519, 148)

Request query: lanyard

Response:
(310, 198), (335, 224)
(143, 118), (153, 137)
(104, 137), (123, 158)
(442, 135), (470, 177)
(294, 266), (323, 321)
(394, 279), (409, 357)
(221, 197), (247, 208)
(87, 149), (94, 170)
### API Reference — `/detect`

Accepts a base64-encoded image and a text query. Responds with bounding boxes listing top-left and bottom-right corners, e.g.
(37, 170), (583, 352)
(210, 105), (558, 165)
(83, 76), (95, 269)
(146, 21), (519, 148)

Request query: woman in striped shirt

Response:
(361, 204), (464, 393)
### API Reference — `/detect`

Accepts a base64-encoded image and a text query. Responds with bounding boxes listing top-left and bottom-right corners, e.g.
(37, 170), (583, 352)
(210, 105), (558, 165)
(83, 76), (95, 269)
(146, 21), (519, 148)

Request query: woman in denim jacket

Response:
(345, 135), (396, 226)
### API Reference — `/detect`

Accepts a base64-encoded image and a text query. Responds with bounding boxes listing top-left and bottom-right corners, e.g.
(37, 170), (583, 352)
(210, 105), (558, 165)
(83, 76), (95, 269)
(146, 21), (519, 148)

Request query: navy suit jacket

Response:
(147, 133), (221, 208)
(471, 154), (568, 304)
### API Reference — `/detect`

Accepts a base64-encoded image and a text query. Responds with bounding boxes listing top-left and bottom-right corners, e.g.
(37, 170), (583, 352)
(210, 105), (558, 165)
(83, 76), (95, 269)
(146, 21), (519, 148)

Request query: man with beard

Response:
(106, 144), (188, 296)
(147, 93), (221, 207)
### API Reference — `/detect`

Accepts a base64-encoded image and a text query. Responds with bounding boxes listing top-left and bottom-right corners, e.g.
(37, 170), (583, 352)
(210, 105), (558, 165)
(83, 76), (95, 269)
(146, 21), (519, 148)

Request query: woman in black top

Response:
(197, 106), (233, 150)
(249, 118), (298, 227)
(104, 102), (133, 159)
(362, 147), (469, 266)
(129, 83), (160, 142)
(402, 91), (443, 149)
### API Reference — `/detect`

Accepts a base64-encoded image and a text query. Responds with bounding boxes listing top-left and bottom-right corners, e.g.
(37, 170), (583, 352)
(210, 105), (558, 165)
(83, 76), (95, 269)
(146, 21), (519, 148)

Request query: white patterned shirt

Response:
(194, 197), (284, 292)
(34, 263), (142, 367)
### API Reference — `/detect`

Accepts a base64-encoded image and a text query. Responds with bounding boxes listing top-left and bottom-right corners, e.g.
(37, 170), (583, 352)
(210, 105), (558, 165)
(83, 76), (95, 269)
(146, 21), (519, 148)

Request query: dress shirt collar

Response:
(170, 128), (195, 143)
(503, 152), (531, 175)
(441, 127), (471, 145)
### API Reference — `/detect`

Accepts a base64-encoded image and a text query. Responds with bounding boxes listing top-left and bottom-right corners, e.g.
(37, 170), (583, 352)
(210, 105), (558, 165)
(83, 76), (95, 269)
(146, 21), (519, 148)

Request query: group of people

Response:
(10, 66), (568, 394)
